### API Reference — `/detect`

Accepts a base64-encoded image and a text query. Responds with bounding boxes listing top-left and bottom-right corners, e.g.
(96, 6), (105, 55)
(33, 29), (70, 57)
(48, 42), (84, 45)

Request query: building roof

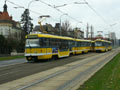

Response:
(0, 1), (13, 21)
(0, 11), (12, 20)
(0, 2), (22, 30)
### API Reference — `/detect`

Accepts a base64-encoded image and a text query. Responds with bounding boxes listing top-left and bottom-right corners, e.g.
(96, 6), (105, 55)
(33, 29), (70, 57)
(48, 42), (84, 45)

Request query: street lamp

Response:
(27, 0), (39, 33)
(54, 4), (67, 8)
(28, 0), (39, 9)
(60, 13), (68, 36)
(14, 6), (24, 9)
(54, 2), (88, 8)
(74, 2), (88, 4)
(13, 0), (39, 34)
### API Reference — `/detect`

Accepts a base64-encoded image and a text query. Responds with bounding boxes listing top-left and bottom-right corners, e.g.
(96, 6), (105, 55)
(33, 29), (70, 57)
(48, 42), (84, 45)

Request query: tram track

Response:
(16, 51), (116, 90)
(57, 50), (118, 90)
(0, 52), (98, 84)
(0, 49), (118, 90)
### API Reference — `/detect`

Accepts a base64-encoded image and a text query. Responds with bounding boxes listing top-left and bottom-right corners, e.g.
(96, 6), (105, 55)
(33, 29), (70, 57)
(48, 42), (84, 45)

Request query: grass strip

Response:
(77, 53), (120, 90)
(0, 56), (25, 61)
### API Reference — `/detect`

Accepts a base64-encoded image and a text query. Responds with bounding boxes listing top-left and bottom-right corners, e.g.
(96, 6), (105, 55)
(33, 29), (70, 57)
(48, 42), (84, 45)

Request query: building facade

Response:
(0, 2), (22, 40)
(109, 32), (117, 46)
(73, 28), (84, 39)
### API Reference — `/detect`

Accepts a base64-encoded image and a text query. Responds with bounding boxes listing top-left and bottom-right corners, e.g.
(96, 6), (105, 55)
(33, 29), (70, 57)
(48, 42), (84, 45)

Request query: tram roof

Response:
(95, 39), (112, 43)
(26, 33), (75, 40)
(76, 39), (92, 42)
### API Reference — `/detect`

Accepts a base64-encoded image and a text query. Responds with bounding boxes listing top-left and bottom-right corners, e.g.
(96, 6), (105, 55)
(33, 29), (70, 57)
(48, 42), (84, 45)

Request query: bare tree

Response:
(61, 20), (72, 36)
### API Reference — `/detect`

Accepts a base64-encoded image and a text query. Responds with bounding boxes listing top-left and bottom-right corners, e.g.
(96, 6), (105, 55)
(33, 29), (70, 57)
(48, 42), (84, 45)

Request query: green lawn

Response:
(77, 53), (120, 90)
(0, 56), (25, 61)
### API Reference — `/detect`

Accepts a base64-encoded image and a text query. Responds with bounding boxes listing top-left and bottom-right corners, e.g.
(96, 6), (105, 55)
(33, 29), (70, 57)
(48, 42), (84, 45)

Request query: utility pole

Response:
(86, 23), (89, 39)
(90, 25), (94, 40)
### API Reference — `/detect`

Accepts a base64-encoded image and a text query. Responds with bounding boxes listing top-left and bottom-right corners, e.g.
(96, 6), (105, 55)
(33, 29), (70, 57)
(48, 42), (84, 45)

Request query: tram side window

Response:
(86, 42), (88, 47)
(101, 42), (103, 46)
(80, 42), (82, 47)
(85, 42), (88, 47)
(107, 43), (109, 47)
(39, 38), (43, 46)
(79, 41), (81, 47)
(57, 39), (61, 47)
(49, 38), (58, 48)
(87, 42), (90, 46)
(39, 38), (46, 47)
(71, 41), (75, 47)
(52, 39), (56, 47)
(81, 42), (84, 47)
(88, 42), (91, 46)
(77, 42), (79, 47)
(59, 40), (68, 50)
(84, 42), (86, 47)
(53, 39), (59, 48)
(68, 40), (72, 47)
(103, 42), (106, 46)
(49, 38), (54, 47)
(63, 40), (68, 49)
(77, 41), (80, 47)
(91, 42), (95, 47)
(84, 42), (87, 47)
(81, 42), (86, 47)
(45, 38), (49, 47)
(69, 41), (75, 47)
(108, 43), (109, 46)
(39, 38), (50, 47)
(109, 43), (111, 46)
(106, 42), (108, 47)
(86, 42), (89, 47)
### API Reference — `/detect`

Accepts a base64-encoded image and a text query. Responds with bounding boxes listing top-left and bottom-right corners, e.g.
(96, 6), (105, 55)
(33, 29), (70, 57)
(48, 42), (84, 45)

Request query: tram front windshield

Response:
(25, 39), (40, 47)
(95, 41), (102, 46)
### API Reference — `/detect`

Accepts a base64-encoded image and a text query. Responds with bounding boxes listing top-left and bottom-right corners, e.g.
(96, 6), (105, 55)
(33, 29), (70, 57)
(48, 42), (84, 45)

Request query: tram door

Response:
(58, 40), (69, 58)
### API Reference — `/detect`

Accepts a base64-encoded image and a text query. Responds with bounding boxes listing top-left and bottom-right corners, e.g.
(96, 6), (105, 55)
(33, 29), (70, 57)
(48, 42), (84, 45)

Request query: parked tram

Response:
(24, 33), (112, 61)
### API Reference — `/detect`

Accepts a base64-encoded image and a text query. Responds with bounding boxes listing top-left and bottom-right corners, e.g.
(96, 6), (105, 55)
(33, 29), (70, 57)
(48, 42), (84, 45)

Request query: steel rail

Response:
(17, 51), (114, 90)
(57, 51), (118, 90)
(0, 53), (96, 76)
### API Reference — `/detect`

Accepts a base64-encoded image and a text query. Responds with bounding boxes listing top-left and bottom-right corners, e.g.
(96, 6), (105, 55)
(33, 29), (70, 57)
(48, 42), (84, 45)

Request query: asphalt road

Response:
(0, 52), (97, 84)
(0, 58), (26, 67)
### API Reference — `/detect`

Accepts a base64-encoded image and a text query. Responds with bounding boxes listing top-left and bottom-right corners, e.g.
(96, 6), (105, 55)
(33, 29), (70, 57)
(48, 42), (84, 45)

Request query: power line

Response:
(7, 0), (25, 9)
(6, 0), (59, 22)
(39, 0), (84, 26)
(7, 0), (86, 27)
(39, 0), (64, 14)
(84, 0), (111, 27)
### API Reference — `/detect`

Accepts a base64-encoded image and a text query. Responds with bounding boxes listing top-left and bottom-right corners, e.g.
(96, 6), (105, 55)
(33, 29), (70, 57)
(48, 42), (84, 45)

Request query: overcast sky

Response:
(0, 0), (120, 38)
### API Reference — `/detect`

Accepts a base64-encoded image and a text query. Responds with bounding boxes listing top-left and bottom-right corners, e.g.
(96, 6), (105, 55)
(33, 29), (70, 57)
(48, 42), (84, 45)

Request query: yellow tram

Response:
(25, 33), (75, 61)
(25, 33), (112, 61)
(75, 39), (92, 54)
(94, 39), (112, 52)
